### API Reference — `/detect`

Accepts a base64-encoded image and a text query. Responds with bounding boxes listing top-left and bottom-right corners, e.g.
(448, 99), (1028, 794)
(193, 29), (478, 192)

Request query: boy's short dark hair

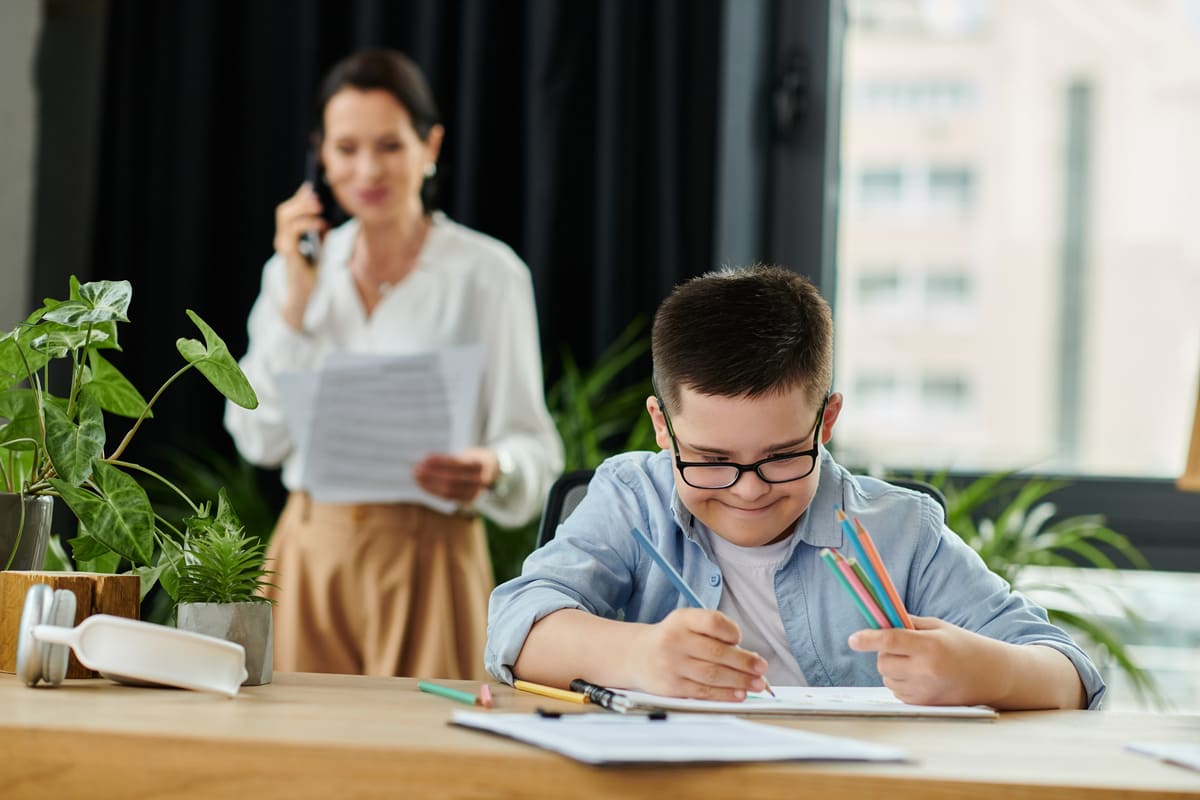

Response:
(651, 264), (833, 414)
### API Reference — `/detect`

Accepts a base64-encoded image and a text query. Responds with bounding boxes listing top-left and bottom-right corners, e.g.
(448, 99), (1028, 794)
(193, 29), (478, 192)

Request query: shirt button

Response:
(709, 574), (721, 587)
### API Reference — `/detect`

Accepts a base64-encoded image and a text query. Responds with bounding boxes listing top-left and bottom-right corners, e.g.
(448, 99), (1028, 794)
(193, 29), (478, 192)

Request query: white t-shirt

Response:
(701, 528), (808, 686)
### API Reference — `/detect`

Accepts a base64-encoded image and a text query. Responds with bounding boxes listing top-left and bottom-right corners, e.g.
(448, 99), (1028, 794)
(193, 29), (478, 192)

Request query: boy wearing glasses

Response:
(486, 265), (1102, 709)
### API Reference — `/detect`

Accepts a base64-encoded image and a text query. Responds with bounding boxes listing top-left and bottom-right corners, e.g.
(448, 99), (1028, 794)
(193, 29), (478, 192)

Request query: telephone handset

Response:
(297, 145), (346, 265)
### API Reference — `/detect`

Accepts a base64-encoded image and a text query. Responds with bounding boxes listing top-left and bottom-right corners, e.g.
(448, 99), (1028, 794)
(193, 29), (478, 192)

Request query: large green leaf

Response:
(50, 460), (155, 565)
(66, 531), (123, 573)
(0, 326), (52, 391)
(42, 280), (132, 326)
(154, 534), (183, 601)
(0, 389), (42, 450)
(176, 310), (258, 409)
(44, 389), (106, 485)
(30, 328), (110, 359)
(85, 351), (151, 418)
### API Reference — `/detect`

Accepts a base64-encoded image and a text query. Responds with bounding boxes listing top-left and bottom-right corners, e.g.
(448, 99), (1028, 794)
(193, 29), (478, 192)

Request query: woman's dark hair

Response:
(314, 48), (441, 141)
(652, 264), (834, 415)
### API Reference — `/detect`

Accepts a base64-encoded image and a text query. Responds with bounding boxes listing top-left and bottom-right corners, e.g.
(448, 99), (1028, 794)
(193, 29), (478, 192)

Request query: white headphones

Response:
(14, 584), (248, 696)
(16, 583), (76, 687)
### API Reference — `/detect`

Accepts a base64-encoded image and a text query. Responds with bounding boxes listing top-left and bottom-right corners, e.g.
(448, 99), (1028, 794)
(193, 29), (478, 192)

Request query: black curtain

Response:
(32, 0), (722, 468)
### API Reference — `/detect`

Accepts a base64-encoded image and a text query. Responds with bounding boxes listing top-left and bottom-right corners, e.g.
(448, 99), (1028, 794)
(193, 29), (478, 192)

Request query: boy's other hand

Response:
(846, 615), (1011, 706)
(627, 608), (768, 701)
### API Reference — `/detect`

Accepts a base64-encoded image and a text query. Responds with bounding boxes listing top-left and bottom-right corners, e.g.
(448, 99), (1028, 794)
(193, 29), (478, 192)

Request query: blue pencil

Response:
(629, 527), (704, 609)
(835, 507), (904, 628)
(629, 527), (776, 697)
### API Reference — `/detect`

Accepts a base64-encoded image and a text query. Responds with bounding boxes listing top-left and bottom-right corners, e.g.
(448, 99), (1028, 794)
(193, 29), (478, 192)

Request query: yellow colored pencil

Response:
(513, 679), (590, 704)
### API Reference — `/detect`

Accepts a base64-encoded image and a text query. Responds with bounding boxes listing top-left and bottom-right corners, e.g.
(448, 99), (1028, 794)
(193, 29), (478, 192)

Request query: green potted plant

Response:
(0, 277), (259, 598)
(173, 489), (275, 685)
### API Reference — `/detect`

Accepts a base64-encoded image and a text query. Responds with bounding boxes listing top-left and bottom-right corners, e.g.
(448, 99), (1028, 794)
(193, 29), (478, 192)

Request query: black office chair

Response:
(535, 469), (594, 548)
(533, 471), (946, 549)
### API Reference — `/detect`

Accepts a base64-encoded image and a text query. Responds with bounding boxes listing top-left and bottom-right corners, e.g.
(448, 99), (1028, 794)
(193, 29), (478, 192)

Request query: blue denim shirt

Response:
(486, 448), (1106, 708)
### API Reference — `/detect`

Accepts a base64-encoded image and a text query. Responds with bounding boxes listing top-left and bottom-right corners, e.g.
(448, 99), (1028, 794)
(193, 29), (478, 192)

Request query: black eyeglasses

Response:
(656, 390), (829, 490)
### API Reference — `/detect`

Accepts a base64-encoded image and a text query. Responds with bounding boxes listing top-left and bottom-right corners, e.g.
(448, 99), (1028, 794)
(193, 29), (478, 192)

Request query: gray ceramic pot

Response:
(177, 600), (274, 686)
(0, 493), (53, 571)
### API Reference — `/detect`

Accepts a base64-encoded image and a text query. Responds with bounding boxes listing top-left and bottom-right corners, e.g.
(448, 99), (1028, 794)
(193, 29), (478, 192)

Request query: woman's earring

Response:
(424, 162), (437, 179)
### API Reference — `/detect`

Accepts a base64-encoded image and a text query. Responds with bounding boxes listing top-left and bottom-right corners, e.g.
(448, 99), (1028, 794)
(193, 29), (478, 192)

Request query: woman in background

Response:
(225, 48), (562, 679)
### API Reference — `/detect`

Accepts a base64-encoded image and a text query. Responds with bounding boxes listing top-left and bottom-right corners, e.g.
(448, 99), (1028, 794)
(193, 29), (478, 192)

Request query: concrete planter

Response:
(0, 494), (53, 571)
(177, 601), (273, 686)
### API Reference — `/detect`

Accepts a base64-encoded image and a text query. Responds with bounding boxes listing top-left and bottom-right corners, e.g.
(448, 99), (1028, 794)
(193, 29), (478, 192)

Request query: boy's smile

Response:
(649, 384), (843, 547)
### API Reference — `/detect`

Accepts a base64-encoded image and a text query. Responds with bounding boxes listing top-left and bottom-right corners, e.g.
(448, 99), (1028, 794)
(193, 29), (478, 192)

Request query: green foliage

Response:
(919, 469), (1162, 707)
(0, 277), (259, 591)
(548, 319), (658, 471)
(174, 489), (275, 605)
(140, 444), (278, 549)
(487, 319), (659, 583)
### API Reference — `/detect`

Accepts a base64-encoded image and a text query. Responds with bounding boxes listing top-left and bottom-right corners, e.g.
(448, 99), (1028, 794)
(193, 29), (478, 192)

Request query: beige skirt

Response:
(263, 492), (492, 679)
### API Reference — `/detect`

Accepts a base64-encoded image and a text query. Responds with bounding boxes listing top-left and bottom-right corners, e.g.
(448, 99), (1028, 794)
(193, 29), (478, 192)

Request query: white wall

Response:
(0, 1), (40, 329)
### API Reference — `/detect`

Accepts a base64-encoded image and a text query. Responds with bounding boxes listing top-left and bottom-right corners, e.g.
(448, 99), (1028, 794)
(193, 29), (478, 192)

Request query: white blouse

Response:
(224, 212), (564, 527)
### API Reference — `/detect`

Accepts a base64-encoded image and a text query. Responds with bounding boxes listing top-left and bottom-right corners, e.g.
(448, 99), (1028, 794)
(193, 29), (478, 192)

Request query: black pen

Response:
(569, 679), (631, 713)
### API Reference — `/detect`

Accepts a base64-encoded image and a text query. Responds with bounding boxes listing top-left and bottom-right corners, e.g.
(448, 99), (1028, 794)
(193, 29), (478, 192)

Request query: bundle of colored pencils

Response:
(820, 508), (915, 630)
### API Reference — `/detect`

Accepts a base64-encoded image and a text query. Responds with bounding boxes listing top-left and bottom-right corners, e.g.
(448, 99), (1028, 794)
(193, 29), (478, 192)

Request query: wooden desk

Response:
(1, 672), (1197, 799)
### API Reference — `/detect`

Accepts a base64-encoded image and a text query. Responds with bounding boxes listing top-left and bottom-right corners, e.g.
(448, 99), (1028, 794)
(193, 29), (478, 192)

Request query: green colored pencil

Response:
(819, 548), (881, 629)
(418, 680), (479, 706)
(848, 558), (887, 613)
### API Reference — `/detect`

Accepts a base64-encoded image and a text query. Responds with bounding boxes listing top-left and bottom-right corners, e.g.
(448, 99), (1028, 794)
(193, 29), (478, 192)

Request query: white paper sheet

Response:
(277, 347), (483, 510)
(451, 710), (908, 765)
(610, 685), (997, 719)
(1126, 741), (1200, 773)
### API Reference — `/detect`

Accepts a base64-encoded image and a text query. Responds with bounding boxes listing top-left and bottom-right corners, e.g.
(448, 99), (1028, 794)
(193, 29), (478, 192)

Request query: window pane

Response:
(834, 0), (1200, 477)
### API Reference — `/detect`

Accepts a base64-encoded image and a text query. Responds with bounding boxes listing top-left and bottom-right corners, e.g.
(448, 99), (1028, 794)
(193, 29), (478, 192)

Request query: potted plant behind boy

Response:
(0, 276), (258, 612)
(172, 489), (275, 686)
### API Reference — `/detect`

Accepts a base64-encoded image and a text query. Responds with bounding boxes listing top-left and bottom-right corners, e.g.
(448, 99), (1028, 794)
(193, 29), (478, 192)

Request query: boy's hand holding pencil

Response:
(626, 607), (771, 702)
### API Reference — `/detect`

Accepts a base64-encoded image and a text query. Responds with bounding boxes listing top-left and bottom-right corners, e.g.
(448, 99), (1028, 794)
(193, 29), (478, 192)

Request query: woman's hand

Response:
(625, 608), (767, 701)
(413, 447), (499, 505)
(273, 182), (328, 330)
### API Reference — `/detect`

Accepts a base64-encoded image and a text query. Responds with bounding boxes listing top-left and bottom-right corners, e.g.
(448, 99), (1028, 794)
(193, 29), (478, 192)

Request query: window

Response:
(854, 373), (897, 407)
(927, 167), (974, 214)
(921, 373), (969, 410)
(858, 168), (904, 208)
(834, 0), (1200, 479)
(857, 267), (902, 304)
(924, 269), (971, 307)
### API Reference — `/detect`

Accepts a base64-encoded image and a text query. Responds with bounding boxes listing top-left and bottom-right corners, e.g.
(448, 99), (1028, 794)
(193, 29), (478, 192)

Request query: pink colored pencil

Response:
(834, 554), (890, 628)
(479, 683), (494, 708)
(853, 518), (915, 630)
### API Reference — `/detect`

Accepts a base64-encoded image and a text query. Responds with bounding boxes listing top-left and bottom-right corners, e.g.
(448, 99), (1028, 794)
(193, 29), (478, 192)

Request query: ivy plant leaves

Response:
(44, 388), (106, 485)
(6, 278), (258, 603)
(42, 279), (132, 327)
(50, 460), (155, 566)
(176, 310), (258, 410)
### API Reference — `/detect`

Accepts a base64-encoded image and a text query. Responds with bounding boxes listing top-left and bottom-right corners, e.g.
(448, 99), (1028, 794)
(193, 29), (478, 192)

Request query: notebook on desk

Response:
(452, 710), (909, 765)
(607, 686), (998, 719)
